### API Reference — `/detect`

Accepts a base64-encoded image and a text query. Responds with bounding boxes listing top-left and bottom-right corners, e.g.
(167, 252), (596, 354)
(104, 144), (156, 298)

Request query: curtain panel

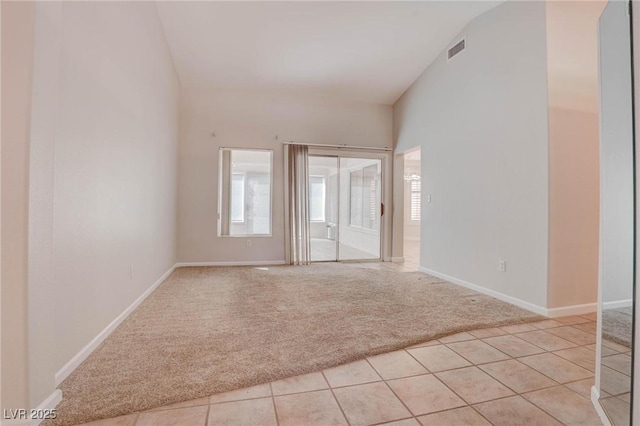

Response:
(287, 144), (311, 265)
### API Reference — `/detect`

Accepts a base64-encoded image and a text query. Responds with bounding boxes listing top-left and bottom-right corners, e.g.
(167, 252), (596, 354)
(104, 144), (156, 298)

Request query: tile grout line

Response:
(471, 392), (571, 426)
(514, 346), (602, 423)
(403, 325), (600, 423)
(210, 394), (274, 405)
(364, 357), (417, 420)
(432, 367), (517, 407)
(90, 316), (601, 425)
(466, 402), (496, 425)
(515, 348), (595, 384)
(470, 389), (571, 425)
(328, 378), (383, 390)
(517, 390), (575, 426)
(480, 332), (551, 354)
(552, 351), (597, 373)
(270, 386), (331, 397)
(442, 341), (512, 366)
(369, 415), (417, 426)
(514, 352), (595, 384)
(203, 401), (211, 426)
(475, 360), (563, 396)
(403, 358), (483, 416)
(511, 330), (579, 352)
(146, 400), (210, 413)
(268, 382), (279, 426)
(544, 328), (597, 346)
(560, 383), (595, 402)
(368, 366), (432, 382)
(320, 370), (351, 426)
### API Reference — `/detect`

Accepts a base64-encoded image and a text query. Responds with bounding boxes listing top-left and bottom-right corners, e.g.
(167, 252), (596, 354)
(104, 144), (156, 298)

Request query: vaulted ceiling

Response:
(156, 1), (501, 105)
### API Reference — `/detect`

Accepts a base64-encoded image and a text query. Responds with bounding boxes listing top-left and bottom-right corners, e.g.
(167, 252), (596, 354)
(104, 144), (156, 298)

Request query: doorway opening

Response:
(309, 155), (383, 262)
(403, 149), (421, 267)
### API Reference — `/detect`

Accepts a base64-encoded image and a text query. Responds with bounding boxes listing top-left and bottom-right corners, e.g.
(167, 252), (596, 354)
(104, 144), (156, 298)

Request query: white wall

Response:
(1, 0), (36, 411)
(178, 89), (392, 263)
(26, 1), (179, 406)
(393, 1), (550, 307)
(547, 107), (600, 308)
(545, 1), (603, 309)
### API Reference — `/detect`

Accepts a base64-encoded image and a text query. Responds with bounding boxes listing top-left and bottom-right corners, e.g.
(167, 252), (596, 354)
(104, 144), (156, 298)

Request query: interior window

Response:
(218, 148), (272, 236)
(231, 174), (245, 223)
(309, 176), (326, 222)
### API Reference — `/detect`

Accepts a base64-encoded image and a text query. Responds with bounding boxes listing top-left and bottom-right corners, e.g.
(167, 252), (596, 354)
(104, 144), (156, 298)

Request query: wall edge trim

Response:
(546, 303), (598, 318)
(590, 386), (612, 426)
(417, 266), (548, 316)
(30, 389), (62, 426)
(602, 299), (634, 309)
(54, 265), (177, 386)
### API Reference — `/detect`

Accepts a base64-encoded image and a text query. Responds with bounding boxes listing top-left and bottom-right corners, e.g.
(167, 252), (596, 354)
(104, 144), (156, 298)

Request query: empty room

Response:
(2, 1), (639, 425)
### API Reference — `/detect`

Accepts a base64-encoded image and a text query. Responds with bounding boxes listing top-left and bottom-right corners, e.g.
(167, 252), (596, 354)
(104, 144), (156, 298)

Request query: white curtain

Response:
(288, 144), (311, 265)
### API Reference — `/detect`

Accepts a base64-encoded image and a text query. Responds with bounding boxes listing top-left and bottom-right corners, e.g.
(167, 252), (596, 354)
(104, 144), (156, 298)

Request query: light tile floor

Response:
(80, 263), (608, 426)
(310, 238), (379, 262)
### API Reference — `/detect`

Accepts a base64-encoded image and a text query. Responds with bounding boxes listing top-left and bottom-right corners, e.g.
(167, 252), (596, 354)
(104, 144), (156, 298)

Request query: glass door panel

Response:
(338, 157), (382, 261)
(309, 156), (339, 262)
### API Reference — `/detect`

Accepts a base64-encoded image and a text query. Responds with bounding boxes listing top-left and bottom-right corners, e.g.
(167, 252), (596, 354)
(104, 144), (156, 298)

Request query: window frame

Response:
(218, 148), (274, 237)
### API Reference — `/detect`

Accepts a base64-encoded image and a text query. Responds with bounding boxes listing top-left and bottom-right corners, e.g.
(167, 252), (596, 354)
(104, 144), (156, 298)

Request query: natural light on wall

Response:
(218, 148), (273, 236)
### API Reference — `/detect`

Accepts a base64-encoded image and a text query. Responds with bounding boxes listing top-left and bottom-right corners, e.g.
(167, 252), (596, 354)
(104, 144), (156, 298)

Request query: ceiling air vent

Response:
(447, 38), (466, 60)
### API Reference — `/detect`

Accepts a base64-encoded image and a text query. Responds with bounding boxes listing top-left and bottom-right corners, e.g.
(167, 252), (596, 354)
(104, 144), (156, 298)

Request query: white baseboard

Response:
(31, 390), (62, 426)
(0, 390), (62, 426)
(591, 386), (611, 426)
(55, 265), (176, 386)
(603, 299), (633, 309)
(390, 257), (405, 263)
(546, 303), (597, 318)
(417, 266), (547, 316)
(417, 267), (598, 318)
(54, 260), (287, 385)
(175, 260), (286, 267)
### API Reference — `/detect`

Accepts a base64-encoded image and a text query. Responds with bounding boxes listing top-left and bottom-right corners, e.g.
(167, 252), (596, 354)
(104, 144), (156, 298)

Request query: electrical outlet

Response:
(246, 239), (253, 247)
(499, 260), (506, 272)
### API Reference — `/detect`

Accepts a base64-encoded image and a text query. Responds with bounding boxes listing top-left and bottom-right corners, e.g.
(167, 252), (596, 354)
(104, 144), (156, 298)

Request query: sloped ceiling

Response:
(156, 1), (501, 105)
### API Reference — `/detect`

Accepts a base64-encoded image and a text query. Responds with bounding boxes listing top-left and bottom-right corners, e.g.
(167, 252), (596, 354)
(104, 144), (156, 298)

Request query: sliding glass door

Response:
(338, 157), (381, 261)
(309, 155), (382, 262)
(309, 156), (339, 261)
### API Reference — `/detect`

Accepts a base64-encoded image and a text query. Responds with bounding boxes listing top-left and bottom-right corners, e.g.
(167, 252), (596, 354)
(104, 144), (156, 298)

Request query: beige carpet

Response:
(602, 306), (633, 348)
(52, 264), (542, 425)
